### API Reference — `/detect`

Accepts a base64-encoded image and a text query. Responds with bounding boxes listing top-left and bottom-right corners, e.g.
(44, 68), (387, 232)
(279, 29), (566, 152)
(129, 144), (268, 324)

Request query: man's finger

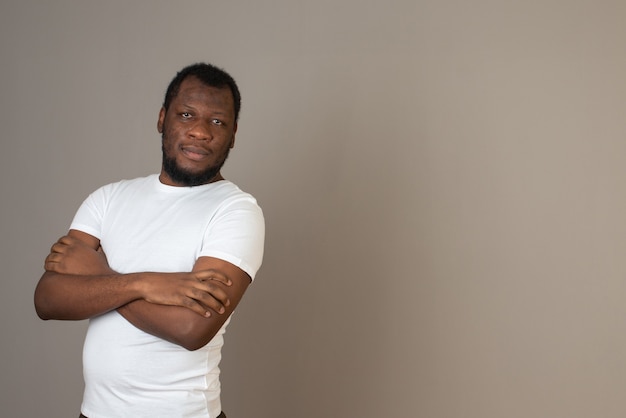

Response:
(194, 270), (232, 286)
(191, 284), (230, 311)
(58, 235), (76, 245)
(181, 297), (213, 318)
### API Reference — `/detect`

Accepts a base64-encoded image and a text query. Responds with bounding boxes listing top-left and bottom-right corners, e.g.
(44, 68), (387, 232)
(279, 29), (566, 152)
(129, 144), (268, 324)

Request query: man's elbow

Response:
(180, 339), (209, 351)
(174, 321), (219, 351)
(34, 294), (64, 320)
(34, 272), (57, 320)
(173, 332), (213, 351)
(34, 283), (77, 321)
(34, 287), (53, 320)
(34, 305), (51, 320)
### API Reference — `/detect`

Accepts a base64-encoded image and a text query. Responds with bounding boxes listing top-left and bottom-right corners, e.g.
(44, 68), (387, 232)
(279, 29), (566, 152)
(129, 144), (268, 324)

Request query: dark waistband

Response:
(80, 412), (226, 418)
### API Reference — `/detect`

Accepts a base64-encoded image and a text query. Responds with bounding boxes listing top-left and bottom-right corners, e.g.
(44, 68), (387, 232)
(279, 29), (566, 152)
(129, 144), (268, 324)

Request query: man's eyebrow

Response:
(209, 111), (229, 116)
(177, 102), (233, 117)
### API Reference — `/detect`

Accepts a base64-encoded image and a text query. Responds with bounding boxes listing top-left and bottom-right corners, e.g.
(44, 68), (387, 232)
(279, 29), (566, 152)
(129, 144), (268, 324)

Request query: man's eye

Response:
(181, 112), (192, 119)
(212, 119), (223, 126)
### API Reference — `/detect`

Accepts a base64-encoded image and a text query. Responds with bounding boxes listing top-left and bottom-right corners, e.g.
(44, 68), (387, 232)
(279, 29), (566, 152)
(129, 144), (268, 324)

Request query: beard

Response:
(161, 134), (231, 187)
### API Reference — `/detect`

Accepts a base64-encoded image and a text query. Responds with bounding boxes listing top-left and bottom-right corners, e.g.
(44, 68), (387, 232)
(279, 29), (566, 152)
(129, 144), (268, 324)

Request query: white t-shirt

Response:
(70, 174), (265, 418)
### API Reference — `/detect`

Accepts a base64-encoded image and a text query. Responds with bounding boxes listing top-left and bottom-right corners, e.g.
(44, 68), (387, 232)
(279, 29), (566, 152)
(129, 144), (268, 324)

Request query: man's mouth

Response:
(181, 146), (209, 161)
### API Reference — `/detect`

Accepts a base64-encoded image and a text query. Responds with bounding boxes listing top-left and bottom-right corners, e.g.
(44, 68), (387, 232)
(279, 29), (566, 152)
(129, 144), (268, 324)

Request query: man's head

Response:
(158, 63), (241, 187)
(163, 63), (241, 123)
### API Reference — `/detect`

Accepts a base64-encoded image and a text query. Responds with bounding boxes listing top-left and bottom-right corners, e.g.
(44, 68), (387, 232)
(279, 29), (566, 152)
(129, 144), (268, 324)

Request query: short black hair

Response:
(163, 63), (242, 122)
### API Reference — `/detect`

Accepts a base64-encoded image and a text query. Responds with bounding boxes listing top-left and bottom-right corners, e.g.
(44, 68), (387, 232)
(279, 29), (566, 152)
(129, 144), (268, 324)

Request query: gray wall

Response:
(2, 1), (626, 417)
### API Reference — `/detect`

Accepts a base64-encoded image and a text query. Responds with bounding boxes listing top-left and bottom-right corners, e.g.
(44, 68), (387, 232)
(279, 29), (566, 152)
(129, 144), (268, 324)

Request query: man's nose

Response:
(188, 120), (213, 140)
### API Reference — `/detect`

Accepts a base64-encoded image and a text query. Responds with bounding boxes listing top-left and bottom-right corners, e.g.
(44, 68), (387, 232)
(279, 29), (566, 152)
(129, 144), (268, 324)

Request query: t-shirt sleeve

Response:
(69, 184), (111, 239)
(198, 196), (265, 281)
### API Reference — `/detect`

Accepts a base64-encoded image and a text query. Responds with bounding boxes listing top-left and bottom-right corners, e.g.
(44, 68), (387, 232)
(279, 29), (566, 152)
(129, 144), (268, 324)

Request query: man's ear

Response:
(157, 107), (166, 133)
(230, 122), (238, 148)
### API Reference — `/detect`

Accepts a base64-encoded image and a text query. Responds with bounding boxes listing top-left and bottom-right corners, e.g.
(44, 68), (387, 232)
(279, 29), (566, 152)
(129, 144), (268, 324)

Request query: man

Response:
(34, 63), (265, 418)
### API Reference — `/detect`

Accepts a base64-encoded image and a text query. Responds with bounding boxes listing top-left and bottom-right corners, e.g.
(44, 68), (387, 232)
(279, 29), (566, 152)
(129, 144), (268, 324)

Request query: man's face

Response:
(158, 76), (237, 187)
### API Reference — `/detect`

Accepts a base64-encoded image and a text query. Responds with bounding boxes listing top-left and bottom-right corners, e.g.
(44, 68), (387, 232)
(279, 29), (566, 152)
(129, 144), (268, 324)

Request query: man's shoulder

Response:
(210, 180), (261, 209)
(86, 174), (158, 202)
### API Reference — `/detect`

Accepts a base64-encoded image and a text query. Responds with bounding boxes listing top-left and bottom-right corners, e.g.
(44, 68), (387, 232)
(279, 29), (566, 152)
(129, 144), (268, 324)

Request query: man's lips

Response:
(181, 145), (209, 161)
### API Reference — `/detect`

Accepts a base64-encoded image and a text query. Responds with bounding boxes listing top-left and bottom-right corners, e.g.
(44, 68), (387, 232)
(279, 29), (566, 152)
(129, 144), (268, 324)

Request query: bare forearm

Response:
(37, 233), (243, 348)
(117, 301), (226, 351)
(117, 260), (249, 351)
(34, 271), (143, 320)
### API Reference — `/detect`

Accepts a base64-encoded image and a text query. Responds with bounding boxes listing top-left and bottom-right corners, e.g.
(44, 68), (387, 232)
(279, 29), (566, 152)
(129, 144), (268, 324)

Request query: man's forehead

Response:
(180, 76), (230, 93)
(175, 78), (234, 108)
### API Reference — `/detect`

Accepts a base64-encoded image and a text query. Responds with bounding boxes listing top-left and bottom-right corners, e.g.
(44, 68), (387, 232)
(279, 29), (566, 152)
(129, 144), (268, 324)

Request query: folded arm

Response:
(118, 257), (251, 350)
(34, 230), (240, 350)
